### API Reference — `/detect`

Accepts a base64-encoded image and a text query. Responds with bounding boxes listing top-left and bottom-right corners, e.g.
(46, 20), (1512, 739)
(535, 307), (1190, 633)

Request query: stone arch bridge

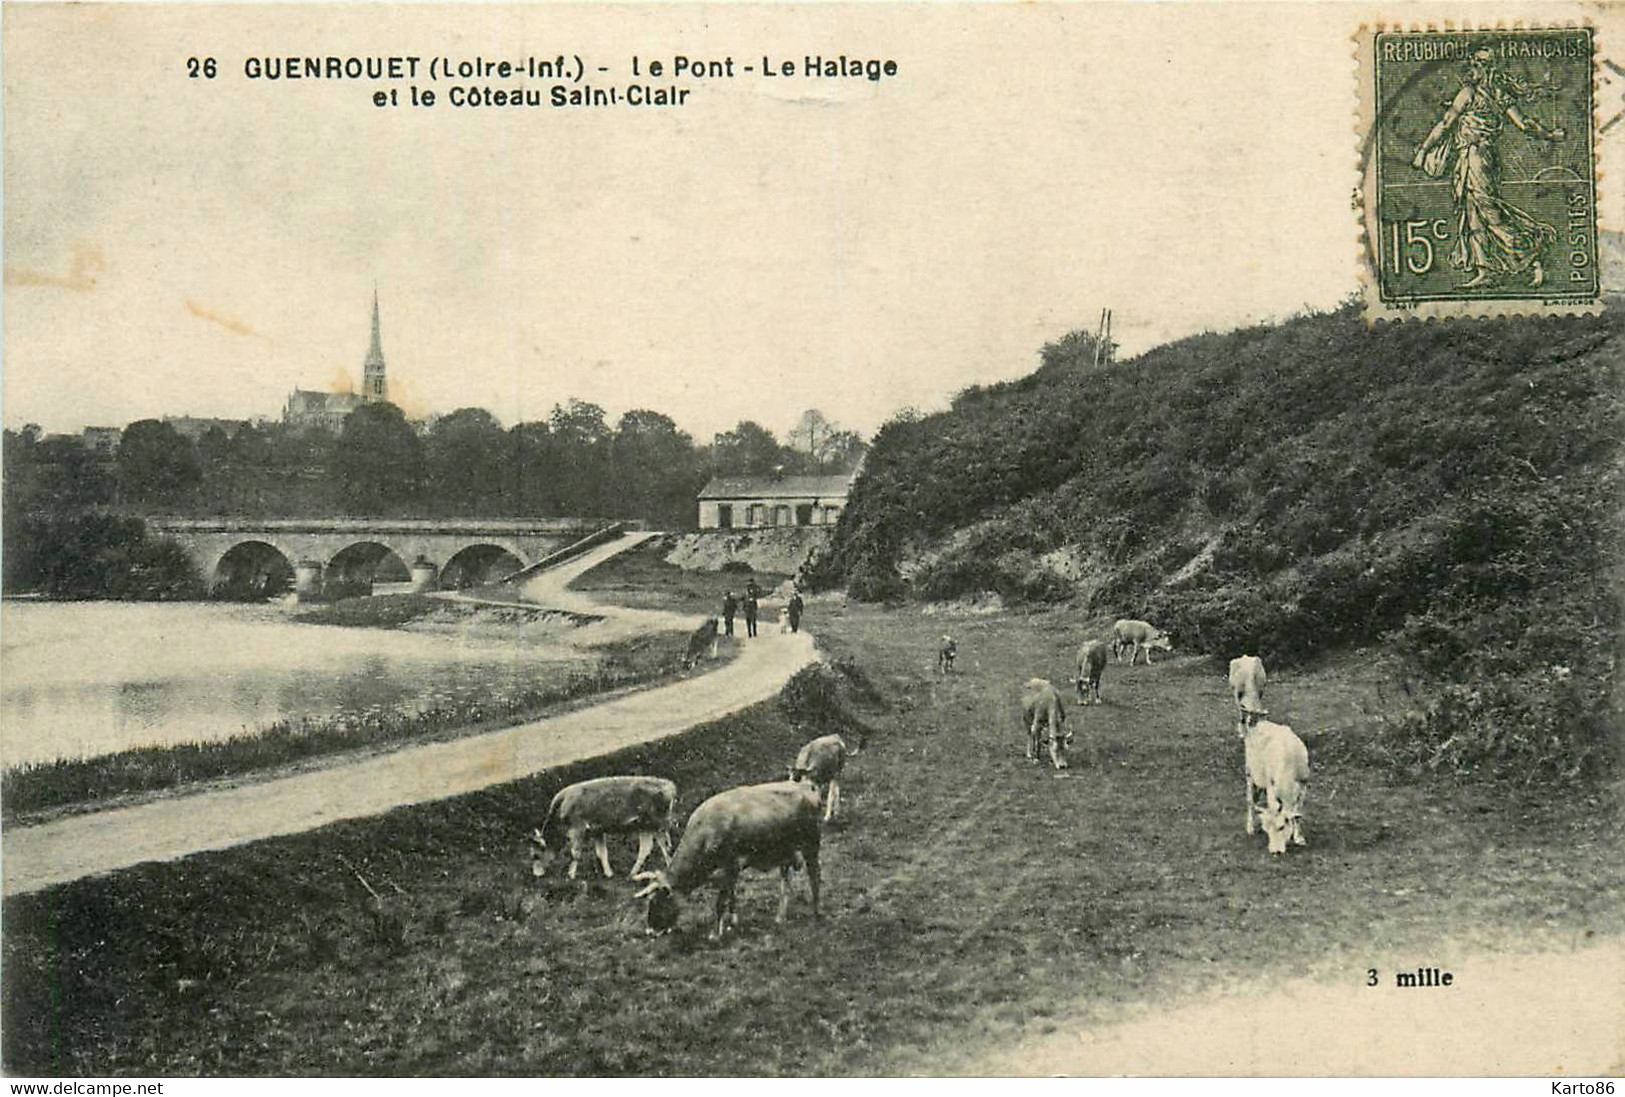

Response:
(147, 517), (622, 598)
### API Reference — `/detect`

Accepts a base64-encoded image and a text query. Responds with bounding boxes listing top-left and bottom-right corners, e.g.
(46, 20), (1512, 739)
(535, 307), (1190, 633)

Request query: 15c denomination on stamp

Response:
(1358, 26), (1602, 320)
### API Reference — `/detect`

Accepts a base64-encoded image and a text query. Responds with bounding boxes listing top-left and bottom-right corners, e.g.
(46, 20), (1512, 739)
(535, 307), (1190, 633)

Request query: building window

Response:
(773, 505), (791, 527)
(717, 504), (733, 529)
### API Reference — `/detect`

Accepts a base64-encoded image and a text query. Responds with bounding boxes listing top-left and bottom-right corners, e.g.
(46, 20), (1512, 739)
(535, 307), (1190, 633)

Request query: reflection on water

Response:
(0, 601), (592, 769)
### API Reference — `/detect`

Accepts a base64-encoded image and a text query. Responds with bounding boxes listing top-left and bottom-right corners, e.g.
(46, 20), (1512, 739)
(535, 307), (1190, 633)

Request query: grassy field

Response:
(3, 597), (1618, 1075)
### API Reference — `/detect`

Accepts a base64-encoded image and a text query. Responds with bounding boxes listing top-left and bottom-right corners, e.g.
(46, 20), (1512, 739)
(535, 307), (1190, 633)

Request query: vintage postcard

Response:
(2, 1), (1622, 1083)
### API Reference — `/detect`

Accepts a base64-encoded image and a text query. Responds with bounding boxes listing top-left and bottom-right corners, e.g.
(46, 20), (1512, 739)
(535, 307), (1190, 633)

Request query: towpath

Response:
(957, 939), (1624, 1076)
(2, 533), (816, 897)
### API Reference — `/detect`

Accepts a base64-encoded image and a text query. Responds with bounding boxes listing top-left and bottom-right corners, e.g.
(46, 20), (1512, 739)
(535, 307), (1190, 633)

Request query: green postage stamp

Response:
(1358, 26), (1601, 319)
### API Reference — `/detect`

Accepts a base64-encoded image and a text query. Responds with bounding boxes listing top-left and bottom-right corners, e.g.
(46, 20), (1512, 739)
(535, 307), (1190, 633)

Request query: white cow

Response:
(790, 733), (849, 822)
(1112, 619), (1173, 665)
(1243, 720), (1310, 855)
(634, 781), (822, 939)
(1228, 654), (1268, 737)
(530, 776), (678, 880)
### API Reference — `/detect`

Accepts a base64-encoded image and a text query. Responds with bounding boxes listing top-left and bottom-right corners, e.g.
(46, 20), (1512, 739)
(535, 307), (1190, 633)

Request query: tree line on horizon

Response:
(2, 401), (868, 529)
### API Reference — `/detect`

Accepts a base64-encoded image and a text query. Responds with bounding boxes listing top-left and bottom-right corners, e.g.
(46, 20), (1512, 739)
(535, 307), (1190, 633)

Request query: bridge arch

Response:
(325, 541), (413, 598)
(439, 543), (525, 589)
(210, 540), (296, 600)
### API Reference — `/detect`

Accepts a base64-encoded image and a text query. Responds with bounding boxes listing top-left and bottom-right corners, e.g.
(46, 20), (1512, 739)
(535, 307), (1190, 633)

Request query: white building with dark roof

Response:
(81, 426), (122, 456)
(696, 471), (856, 530)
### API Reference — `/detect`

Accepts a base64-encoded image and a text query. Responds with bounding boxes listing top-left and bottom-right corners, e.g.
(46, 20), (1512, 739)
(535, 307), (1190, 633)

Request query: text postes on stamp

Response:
(1359, 26), (1601, 320)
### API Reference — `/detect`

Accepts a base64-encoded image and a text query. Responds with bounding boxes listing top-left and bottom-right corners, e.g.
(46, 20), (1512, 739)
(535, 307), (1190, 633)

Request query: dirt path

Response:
(441, 530), (706, 646)
(1, 535), (817, 897)
(959, 940), (1625, 1076)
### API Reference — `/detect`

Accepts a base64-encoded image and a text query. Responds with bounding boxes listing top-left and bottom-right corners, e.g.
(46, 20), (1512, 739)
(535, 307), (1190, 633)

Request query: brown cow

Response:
(530, 776), (678, 880)
(1019, 678), (1071, 770)
(1072, 639), (1108, 704)
(634, 781), (822, 939)
(790, 733), (850, 822)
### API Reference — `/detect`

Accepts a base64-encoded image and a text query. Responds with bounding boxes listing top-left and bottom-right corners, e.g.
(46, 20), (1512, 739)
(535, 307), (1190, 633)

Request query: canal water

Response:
(0, 600), (595, 769)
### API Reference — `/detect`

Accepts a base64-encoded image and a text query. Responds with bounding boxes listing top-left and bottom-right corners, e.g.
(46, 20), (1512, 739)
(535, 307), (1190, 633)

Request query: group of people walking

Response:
(720, 579), (804, 637)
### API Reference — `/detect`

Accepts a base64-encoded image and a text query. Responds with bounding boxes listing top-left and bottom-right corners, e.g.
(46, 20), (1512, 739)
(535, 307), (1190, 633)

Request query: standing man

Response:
(743, 581), (760, 638)
(721, 590), (738, 637)
(787, 590), (805, 634)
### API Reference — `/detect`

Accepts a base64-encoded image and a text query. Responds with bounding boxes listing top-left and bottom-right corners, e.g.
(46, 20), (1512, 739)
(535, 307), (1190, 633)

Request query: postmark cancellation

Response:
(1357, 25), (1602, 320)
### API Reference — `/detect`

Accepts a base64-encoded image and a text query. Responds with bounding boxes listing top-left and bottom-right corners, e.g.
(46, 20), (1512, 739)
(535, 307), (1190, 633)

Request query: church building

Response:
(283, 290), (391, 431)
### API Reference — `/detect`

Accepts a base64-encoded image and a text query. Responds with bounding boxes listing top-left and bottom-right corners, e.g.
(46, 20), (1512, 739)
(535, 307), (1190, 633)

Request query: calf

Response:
(531, 776), (678, 880)
(1072, 639), (1108, 704)
(790, 733), (849, 822)
(683, 617), (721, 669)
(634, 781), (822, 939)
(1228, 654), (1268, 737)
(937, 635), (958, 675)
(1243, 720), (1310, 855)
(1019, 677), (1072, 770)
(1112, 618), (1173, 666)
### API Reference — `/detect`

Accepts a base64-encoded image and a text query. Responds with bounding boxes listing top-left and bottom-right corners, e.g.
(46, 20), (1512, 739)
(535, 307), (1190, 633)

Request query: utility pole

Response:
(1093, 308), (1114, 369)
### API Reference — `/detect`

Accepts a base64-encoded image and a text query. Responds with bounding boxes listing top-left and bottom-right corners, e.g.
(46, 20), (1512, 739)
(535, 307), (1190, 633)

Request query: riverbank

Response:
(294, 592), (600, 631)
(1, 579), (715, 824)
(1, 625), (703, 826)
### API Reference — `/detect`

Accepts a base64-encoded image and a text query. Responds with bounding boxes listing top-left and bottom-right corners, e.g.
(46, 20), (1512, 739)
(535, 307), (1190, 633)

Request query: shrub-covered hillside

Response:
(806, 302), (1623, 786)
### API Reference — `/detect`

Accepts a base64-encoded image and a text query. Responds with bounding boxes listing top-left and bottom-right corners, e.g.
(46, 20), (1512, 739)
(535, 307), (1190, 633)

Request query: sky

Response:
(5, 2), (1622, 442)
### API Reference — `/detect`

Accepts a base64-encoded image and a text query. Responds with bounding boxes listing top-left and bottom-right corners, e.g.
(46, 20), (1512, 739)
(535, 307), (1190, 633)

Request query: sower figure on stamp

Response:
(1411, 46), (1565, 290)
(721, 590), (738, 637)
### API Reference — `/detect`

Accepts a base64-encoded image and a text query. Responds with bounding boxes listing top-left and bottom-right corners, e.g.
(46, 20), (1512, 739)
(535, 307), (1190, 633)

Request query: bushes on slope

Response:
(811, 303), (1623, 787)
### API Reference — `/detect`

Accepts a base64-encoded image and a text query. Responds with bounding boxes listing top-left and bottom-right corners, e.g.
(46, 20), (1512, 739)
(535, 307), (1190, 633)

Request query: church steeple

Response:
(362, 287), (388, 404)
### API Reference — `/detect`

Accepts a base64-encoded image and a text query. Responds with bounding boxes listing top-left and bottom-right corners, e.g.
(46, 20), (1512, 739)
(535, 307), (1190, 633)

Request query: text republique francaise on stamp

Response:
(1358, 26), (1601, 320)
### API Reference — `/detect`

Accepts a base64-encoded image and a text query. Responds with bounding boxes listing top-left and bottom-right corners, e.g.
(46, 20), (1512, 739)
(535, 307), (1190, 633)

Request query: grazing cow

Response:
(790, 733), (849, 822)
(1243, 720), (1310, 855)
(531, 776), (678, 880)
(1112, 618), (1173, 666)
(1228, 655), (1268, 737)
(1072, 639), (1108, 704)
(633, 781), (822, 939)
(937, 635), (958, 675)
(683, 617), (721, 669)
(1019, 677), (1072, 770)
